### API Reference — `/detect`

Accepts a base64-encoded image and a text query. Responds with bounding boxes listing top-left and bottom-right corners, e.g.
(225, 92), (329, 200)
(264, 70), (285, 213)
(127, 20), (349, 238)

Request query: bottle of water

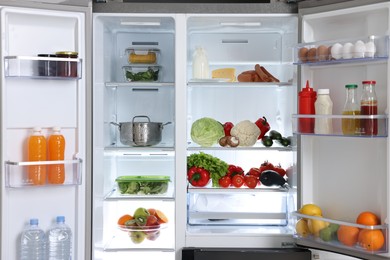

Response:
(47, 216), (72, 260)
(20, 218), (46, 260)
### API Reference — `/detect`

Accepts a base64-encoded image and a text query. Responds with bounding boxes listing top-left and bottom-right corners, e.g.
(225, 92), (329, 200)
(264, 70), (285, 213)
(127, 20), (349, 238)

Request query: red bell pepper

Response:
(255, 116), (271, 139)
(187, 166), (210, 187)
(223, 122), (234, 136)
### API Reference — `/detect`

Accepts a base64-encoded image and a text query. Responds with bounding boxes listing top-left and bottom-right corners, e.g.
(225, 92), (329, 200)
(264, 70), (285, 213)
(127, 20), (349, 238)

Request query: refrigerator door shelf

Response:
(292, 211), (388, 255)
(292, 114), (388, 137)
(4, 56), (82, 79)
(4, 158), (82, 187)
(293, 35), (389, 65)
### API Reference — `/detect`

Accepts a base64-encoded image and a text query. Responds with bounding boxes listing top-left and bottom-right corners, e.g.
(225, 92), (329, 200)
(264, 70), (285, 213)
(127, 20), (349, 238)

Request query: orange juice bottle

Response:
(28, 127), (47, 185)
(48, 127), (66, 184)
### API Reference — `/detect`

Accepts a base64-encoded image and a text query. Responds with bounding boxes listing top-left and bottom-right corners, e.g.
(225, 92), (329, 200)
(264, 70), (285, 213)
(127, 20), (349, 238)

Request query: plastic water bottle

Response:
(47, 216), (72, 260)
(20, 218), (46, 260)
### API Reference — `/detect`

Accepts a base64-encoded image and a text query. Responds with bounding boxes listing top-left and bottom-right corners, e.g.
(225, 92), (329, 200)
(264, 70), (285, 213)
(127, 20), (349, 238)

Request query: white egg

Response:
(330, 43), (343, 59)
(342, 42), (354, 59)
(353, 40), (366, 58)
(365, 41), (376, 58)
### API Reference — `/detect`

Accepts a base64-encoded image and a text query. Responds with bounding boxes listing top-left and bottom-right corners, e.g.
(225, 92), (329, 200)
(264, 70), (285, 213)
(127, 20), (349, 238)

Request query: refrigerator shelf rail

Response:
(293, 35), (389, 65)
(187, 81), (294, 87)
(4, 55), (82, 79)
(105, 82), (174, 88)
(187, 144), (292, 151)
(104, 187), (175, 200)
(188, 186), (289, 193)
(292, 114), (388, 137)
(5, 158), (82, 187)
(292, 211), (389, 255)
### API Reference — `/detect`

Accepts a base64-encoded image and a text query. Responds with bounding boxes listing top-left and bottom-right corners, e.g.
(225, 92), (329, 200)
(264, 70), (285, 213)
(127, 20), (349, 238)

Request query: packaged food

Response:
(126, 48), (159, 64)
(115, 175), (170, 195)
(123, 65), (160, 82)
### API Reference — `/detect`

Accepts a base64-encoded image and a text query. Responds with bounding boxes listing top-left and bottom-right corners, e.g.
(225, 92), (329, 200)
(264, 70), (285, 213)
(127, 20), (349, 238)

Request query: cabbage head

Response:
(191, 117), (224, 147)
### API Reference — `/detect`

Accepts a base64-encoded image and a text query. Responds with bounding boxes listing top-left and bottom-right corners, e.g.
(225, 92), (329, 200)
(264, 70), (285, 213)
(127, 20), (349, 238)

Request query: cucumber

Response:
(261, 136), (273, 147)
(269, 130), (282, 141)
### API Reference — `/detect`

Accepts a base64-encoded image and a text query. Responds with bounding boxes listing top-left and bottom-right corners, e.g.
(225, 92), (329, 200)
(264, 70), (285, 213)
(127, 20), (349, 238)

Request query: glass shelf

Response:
(4, 56), (82, 79)
(292, 114), (388, 137)
(5, 158), (82, 187)
(291, 211), (388, 255)
(187, 81), (293, 87)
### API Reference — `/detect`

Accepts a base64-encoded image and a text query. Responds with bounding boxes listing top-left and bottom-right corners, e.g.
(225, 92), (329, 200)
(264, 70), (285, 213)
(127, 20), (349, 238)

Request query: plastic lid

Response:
(56, 216), (65, 223)
(317, 89), (330, 94)
(115, 175), (170, 182)
(52, 126), (61, 132)
(362, 80), (376, 85)
(345, 84), (358, 89)
(299, 80), (316, 97)
(32, 127), (42, 134)
(30, 218), (39, 225)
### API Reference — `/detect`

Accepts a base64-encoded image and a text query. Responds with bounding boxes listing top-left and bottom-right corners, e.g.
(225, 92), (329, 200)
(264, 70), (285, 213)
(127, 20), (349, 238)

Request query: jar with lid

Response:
(342, 84), (360, 135)
(314, 88), (333, 134)
(298, 80), (317, 133)
(360, 80), (378, 135)
(37, 54), (57, 77)
(55, 51), (78, 77)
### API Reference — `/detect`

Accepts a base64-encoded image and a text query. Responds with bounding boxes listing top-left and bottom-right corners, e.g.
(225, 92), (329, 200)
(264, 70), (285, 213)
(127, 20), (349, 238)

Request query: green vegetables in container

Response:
(116, 175), (170, 195)
(123, 66), (160, 82)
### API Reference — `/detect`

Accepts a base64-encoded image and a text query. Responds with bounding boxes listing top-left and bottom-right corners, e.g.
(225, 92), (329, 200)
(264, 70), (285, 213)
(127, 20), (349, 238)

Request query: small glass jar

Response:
(55, 51), (78, 77)
(37, 54), (57, 77)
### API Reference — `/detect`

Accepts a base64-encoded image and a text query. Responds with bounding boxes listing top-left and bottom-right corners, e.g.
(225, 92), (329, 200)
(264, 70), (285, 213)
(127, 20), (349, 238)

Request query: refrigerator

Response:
(0, 0), (92, 260)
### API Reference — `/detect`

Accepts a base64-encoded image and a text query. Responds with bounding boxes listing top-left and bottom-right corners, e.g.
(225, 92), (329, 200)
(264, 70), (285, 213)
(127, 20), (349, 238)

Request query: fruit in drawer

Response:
(146, 230), (161, 241)
(337, 225), (359, 247)
(307, 215), (329, 237)
(129, 231), (146, 244)
(134, 207), (150, 226)
(117, 214), (134, 226)
(358, 229), (385, 251)
(298, 204), (322, 217)
(295, 219), (310, 237)
(356, 211), (380, 226)
(319, 223), (339, 242)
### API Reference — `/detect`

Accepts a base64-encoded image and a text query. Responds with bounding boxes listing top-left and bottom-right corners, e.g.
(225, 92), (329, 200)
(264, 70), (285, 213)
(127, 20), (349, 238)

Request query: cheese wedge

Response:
(212, 68), (236, 82)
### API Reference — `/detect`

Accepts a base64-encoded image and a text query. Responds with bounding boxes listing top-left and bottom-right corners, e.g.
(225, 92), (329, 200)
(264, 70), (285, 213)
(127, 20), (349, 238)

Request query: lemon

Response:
(295, 218), (310, 237)
(307, 215), (329, 237)
(299, 204), (322, 216)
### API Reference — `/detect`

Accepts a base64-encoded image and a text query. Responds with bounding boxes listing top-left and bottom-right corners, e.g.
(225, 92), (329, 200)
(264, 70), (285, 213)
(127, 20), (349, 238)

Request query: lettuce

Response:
(190, 117), (224, 147)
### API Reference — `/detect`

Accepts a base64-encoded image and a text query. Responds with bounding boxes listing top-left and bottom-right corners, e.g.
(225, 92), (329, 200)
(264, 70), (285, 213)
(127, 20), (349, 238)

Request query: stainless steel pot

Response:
(111, 116), (171, 146)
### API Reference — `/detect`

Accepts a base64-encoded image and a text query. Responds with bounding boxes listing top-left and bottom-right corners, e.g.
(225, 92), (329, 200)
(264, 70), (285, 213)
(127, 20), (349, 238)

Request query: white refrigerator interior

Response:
(0, 5), (86, 260)
(92, 13), (176, 260)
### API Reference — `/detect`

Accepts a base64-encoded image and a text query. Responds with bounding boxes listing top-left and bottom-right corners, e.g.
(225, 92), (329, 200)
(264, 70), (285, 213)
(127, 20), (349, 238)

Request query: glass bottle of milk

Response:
(314, 89), (333, 134)
(192, 47), (210, 80)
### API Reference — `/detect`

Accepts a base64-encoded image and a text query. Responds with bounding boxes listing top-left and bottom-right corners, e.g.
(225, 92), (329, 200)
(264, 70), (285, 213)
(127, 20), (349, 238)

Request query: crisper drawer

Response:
(187, 188), (290, 226)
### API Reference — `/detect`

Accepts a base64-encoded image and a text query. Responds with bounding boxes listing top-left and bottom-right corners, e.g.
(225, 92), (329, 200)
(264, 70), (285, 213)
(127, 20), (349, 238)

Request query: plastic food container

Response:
(55, 51), (78, 77)
(126, 48), (159, 64)
(123, 65), (161, 82)
(115, 175), (170, 195)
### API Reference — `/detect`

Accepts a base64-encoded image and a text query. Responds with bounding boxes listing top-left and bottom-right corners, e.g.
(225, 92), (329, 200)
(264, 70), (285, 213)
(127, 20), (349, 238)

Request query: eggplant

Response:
(260, 170), (287, 187)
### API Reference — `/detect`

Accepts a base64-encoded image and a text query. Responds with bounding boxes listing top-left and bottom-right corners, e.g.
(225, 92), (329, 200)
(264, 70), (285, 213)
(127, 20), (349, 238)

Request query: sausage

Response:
(237, 70), (256, 82)
(260, 66), (280, 82)
(254, 64), (270, 82)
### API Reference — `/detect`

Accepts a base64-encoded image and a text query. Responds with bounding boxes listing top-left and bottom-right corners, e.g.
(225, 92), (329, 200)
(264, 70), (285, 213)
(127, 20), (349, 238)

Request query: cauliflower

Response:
(230, 120), (260, 146)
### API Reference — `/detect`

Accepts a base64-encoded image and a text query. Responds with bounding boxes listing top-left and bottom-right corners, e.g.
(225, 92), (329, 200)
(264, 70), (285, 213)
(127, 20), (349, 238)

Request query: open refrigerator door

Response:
(0, 2), (90, 260)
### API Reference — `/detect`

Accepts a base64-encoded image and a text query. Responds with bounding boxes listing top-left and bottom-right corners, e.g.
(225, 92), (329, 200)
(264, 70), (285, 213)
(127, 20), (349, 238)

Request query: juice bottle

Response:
(48, 127), (66, 184)
(28, 127), (47, 185)
(342, 84), (360, 135)
(360, 80), (378, 136)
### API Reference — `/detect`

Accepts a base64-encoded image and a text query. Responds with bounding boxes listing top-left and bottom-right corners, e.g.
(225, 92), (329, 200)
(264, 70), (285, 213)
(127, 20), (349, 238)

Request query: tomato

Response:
(273, 164), (286, 177)
(244, 175), (258, 189)
(259, 161), (274, 173)
(248, 167), (261, 178)
(227, 164), (244, 178)
(231, 175), (245, 188)
(218, 176), (231, 188)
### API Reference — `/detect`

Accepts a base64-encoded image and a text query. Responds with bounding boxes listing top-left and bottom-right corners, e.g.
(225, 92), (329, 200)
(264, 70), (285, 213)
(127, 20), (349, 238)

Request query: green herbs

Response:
(187, 152), (228, 187)
(125, 67), (159, 82)
(116, 175), (169, 195)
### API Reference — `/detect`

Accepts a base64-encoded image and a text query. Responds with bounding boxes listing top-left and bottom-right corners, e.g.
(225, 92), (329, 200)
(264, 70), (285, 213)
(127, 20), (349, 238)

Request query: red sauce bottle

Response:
(360, 80), (378, 136)
(298, 80), (317, 133)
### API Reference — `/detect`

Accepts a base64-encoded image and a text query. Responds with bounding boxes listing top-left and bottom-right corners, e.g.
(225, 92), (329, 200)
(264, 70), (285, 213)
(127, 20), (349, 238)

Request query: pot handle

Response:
(132, 115), (150, 123)
(110, 122), (120, 127)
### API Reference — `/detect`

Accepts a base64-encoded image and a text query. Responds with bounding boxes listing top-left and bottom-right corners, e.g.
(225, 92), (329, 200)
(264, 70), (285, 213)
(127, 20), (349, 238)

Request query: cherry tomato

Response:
(244, 175), (258, 189)
(273, 164), (286, 177)
(231, 175), (245, 188)
(247, 167), (261, 178)
(218, 176), (231, 188)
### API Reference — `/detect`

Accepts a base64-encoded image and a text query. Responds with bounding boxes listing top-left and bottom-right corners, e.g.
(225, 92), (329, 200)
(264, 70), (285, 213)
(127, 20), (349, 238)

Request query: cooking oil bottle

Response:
(342, 84), (360, 135)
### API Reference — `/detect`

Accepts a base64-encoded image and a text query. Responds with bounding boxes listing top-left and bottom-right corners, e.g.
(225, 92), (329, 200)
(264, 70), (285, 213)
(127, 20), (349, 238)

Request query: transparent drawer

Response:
(123, 65), (161, 82)
(292, 114), (388, 137)
(4, 56), (82, 79)
(187, 189), (289, 226)
(5, 159), (82, 187)
(292, 211), (388, 254)
(125, 48), (160, 64)
(293, 35), (389, 65)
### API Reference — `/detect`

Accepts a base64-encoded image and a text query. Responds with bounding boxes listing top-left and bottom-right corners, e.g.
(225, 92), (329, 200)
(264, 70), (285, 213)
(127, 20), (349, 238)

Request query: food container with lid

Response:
(37, 54), (57, 76)
(115, 175), (170, 195)
(126, 48), (160, 64)
(123, 65), (161, 82)
(55, 51), (78, 77)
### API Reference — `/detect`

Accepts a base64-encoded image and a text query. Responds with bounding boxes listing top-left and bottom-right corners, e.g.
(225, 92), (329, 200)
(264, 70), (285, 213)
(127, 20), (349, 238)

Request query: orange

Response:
(155, 210), (169, 224)
(337, 225), (360, 247)
(358, 229), (385, 251)
(117, 214), (134, 225)
(356, 211), (380, 226)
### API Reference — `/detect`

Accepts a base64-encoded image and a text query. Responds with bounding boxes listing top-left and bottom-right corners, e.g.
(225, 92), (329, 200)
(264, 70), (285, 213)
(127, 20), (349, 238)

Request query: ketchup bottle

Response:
(360, 80), (378, 136)
(298, 80), (317, 133)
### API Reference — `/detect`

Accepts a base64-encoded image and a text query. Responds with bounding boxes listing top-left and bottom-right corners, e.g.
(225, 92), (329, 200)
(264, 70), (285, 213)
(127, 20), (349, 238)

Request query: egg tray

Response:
(293, 35), (389, 65)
